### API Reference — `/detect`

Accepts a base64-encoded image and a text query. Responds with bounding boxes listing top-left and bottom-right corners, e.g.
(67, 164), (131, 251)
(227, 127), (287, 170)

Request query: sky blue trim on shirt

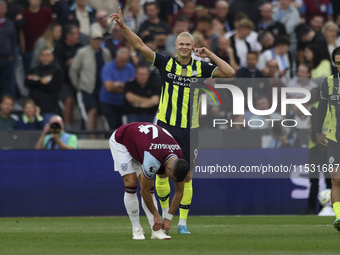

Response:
(152, 52), (156, 65)
(211, 67), (218, 78)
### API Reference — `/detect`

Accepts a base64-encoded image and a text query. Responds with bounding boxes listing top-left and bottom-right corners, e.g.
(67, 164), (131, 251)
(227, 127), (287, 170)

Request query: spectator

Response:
(272, 0), (300, 56)
(167, 0), (185, 25)
(301, 0), (333, 23)
(322, 21), (340, 73)
(295, 22), (330, 64)
(42, 0), (70, 26)
(227, 14), (262, 54)
(25, 48), (63, 123)
(286, 63), (318, 93)
(31, 23), (62, 68)
(15, 98), (44, 130)
(257, 35), (293, 82)
(191, 32), (211, 62)
(236, 51), (267, 108)
(53, 24), (83, 130)
(309, 14), (325, 33)
(36, 115), (78, 150)
(69, 30), (111, 135)
(304, 44), (332, 79)
(68, 0), (96, 36)
(138, 1), (171, 50)
(23, 0), (53, 75)
(212, 17), (226, 37)
(170, 0), (197, 33)
(214, 36), (240, 72)
(272, 0), (300, 37)
(0, 94), (16, 130)
(0, 0), (16, 99)
(248, 96), (282, 130)
(67, 18), (90, 46)
(91, 10), (112, 39)
(123, 0), (145, 34)
(263, 59), (285, 113)
(228, 0), (265, 30)
(124, 65), (160, 123)
(257, 30), (275, 52)
(257, 2), (286, 36)
(100, 47), (135, 130)
(214, 0), (231, 33)
(237, 51), (264, 78)
(229, 18), (254, 67)
(5, 0), (25, 98)
(266, 122), (299, 148)
(87, 0), (119, 18)
(195, 16), (219, 53)
(103, 23), (126, 59)
(166, 14), (189, 56)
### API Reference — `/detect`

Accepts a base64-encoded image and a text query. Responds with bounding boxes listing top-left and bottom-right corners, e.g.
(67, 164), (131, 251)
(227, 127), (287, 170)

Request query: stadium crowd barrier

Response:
(0, 148), (311, 217)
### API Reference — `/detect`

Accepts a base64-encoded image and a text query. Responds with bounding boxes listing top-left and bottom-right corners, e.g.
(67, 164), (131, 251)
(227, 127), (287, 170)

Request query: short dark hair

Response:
(198, 16), (212, 25)
(273, 35), (290, 47)
(173, 158), (189, 182)
(332, 46), (340, 63)
(247, 51), (258, 58)
(175, 13), (189, 23)
(1, 94), (14, 104)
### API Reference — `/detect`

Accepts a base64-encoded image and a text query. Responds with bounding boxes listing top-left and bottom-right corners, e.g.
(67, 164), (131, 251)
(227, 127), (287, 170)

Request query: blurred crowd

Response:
(0, 0), (339, 145)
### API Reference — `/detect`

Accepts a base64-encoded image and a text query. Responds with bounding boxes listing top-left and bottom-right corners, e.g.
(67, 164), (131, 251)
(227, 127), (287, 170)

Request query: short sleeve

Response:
(101, 63), (112, 82)
(201, 61), (218, 78)
(67, 134), (78, 149)
(320, 78), (329, 101)
(142, 151), (161, 180)
(152, 52), (169, 69)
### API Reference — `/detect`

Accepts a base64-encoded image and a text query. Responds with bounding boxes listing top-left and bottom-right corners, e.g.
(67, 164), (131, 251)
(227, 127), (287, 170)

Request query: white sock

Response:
(124, 192), (142, 231)
(178, 219), (186, 226)
(162, 207), (169, 218)
(141, 193), (158, 229)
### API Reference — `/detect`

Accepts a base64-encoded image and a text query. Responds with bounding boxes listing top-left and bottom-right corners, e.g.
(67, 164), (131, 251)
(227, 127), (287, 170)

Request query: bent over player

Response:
(109, 122), (189, 239)
(316, 46), (340, 230)
(111, 8), (235, 235)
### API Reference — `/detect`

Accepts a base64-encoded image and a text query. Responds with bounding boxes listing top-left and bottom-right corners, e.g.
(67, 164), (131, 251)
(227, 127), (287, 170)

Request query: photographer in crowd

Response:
(35, 115), (78, 150)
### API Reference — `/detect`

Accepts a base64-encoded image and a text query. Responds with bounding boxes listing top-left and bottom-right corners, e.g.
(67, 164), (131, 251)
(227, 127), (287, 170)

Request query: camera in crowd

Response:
(49, 122), (62, 134)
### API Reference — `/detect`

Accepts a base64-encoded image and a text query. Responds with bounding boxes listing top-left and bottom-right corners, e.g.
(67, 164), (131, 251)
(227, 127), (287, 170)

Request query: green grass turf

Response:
(0, 216), (340, 255)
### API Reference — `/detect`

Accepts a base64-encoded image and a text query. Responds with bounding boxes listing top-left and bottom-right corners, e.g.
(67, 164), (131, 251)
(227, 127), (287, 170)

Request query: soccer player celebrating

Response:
(316, 46), (340, 230)
(111, 8), (235, 235)
(110, 122), (189, 239)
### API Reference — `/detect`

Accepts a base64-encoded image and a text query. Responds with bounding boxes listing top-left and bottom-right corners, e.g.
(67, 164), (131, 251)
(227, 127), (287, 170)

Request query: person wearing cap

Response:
(69, 30), (111, 137)
(295, 22), (330, 64)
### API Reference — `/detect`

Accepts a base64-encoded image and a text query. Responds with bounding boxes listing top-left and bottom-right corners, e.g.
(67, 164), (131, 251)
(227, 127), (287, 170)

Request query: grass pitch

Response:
(1, 216), (340, 255)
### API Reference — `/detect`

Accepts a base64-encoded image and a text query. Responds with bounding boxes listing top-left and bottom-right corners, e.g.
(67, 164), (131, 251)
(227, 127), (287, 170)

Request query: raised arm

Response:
(111, 8), (154, 64)
(193, 47), (235, 78)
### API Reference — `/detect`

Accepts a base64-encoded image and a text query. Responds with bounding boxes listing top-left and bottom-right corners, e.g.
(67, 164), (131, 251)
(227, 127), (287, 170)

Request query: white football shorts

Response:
(109, 130), (142, 177)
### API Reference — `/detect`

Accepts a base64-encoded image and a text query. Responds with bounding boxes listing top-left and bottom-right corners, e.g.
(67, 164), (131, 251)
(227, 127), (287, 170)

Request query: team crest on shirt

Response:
(329, 157), (335, 164)
(192, 70), (198, 76)
(149, 165), (157, 174)
(121, 163), (128, 171)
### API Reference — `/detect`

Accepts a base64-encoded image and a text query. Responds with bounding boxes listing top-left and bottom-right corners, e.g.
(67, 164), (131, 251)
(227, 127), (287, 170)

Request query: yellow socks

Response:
(333, 202), (340, 219)
(179, 180), (193, 225)
(155, 175), (170, 218)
